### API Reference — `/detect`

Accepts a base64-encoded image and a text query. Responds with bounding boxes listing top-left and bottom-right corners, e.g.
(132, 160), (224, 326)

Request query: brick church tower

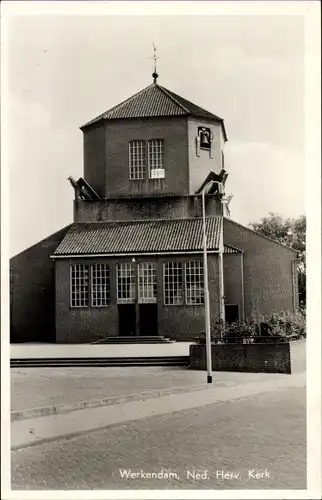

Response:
(10, 71), (299, 344)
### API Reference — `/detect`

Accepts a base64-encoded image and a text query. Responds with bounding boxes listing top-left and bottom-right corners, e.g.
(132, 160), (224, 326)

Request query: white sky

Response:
(5, 5), (306, 256)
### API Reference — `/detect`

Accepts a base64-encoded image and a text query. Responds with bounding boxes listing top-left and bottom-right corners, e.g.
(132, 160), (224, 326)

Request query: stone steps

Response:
(91, 336), (175, 344)
(10, 356), (189, 368)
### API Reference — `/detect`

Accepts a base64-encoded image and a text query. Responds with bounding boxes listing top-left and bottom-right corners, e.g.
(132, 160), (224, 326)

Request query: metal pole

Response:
(202, 187), (212, 384)
(218, 223), (225, 338)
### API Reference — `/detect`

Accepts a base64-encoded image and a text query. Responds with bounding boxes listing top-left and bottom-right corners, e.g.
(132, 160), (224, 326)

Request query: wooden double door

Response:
(118, 303), (158, 336)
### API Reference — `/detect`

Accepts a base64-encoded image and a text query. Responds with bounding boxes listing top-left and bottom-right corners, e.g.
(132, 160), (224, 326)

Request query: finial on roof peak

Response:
(152, 43), (159, 83)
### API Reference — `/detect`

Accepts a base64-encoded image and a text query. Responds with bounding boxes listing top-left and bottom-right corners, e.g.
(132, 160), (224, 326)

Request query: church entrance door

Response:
(139, 303), (158, 336)
(118, 304), (136, 336)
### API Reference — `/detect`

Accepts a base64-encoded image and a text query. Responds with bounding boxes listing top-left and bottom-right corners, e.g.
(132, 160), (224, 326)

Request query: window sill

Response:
(70, 305), (111, 309)
(129, 178), (166, 182)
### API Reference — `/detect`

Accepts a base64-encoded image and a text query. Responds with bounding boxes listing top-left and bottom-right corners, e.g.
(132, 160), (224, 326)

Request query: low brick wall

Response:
(189, 343), (291, 374)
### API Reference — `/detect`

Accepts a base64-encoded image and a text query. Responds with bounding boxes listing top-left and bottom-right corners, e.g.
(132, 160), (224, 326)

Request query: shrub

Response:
(195, 308), (306, 344)
(222, 319), (259, 343)
(264, 309), (306, 339)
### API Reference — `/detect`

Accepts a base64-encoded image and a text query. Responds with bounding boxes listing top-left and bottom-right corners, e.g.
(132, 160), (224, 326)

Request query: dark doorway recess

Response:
(225, 304), (239, 325)
(118, 304), (136, 336)
(139, 303), (158, 336)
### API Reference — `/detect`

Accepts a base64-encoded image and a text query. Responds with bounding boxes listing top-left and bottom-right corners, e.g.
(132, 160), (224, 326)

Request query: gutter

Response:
(50, 250), (221, 259)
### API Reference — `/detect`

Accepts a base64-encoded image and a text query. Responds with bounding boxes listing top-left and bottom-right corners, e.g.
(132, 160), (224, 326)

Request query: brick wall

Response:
(223, 253), (244, 322)
(74, 196), (223, 222)
(83, 115), (225, 206)
(83, 123), (106, 198)
(82, 117), (190, 199)
(10, 226), (71, 342)
(55, 257), (119, 343)
(188, 117), (223, 194)
(55, 254), (220, 343)
(189, 343), (291, 374)
(224, 218), (298, 318)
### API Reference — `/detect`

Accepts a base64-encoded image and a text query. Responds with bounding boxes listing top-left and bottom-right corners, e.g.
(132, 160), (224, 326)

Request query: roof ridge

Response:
(105, 84), (155, 117)
(81, 83), (155, 128)
(160, 85), (224, 121)
(10, 224), (72, 259)
(157, 85), (191, 114)
(224, 217), (299, 253)
(80, 82), (228, 135)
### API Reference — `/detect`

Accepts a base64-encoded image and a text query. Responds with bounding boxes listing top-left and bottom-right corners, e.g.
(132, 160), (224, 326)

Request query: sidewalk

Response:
(11, 365), (294, 413)
(11, 342), (192, 359)
(11, 371), (305, 450)
(11, 340), (306, 413)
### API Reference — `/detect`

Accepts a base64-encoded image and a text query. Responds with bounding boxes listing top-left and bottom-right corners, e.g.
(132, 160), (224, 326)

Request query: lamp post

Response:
(201, 180), (225, 384)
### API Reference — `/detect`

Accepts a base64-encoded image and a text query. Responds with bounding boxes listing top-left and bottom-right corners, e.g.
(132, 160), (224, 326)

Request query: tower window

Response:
(148, 139), (165, 178)
(129, 140), (145, 180)
(198, 127), (212, 150)
(70, 264), (89, 307)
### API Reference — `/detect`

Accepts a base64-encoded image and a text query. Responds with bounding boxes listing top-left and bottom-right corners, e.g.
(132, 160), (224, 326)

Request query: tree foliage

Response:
(249, 213), (306, 304)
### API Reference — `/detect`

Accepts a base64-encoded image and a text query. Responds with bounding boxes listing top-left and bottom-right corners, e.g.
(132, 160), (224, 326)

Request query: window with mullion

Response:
(163, 262), (183, 305)
(116, 263), (136, 303)
(148, 139), (164, 175)
(91, 264), (110, 307)
(129, 140), (146, 179)
(70, 264), (89, 308)
(138, 263), (157, 303)
(185, 261), (204, 305)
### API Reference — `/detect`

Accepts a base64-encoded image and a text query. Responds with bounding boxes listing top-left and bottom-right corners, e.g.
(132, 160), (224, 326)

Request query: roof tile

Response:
(81, 83), (227, 141)
(54, 218), (223, 256)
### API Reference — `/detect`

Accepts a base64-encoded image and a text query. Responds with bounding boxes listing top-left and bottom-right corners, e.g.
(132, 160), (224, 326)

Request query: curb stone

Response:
(11, 372), (305, 451)
(11, 383), (218, 422)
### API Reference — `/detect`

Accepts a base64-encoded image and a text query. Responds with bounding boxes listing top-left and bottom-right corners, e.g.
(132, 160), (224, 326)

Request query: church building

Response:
(10, 71), (300, 343)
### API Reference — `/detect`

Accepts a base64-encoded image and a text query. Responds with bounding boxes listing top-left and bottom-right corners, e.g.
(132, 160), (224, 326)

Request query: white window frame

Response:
(163, 262), (183, 306)
(185, 261), (204, 305)
(116, 263), (136, 304)
(129, 140), (146, 180)
(91, 264), (110, 307)
(148, 139), (165, 178)
(70, 264), (89, 308)
(138, 262), (157, 303)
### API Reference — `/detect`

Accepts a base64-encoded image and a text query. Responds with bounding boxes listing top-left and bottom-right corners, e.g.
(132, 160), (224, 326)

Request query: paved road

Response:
(11, 386), (306, 490)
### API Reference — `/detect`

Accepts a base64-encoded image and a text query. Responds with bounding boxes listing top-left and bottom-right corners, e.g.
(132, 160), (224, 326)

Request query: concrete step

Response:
(91, 336), (175, 344)
(10, 356), (190, 368)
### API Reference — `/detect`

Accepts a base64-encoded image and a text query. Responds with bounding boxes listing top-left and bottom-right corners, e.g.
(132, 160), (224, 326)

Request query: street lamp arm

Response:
(201, 180), (225, 197)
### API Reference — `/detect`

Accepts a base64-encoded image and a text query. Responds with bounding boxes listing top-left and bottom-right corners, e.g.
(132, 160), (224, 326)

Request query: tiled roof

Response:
(162, 86), (223, 123)
(224, 244), (242, 254)
(54, 218), (222, 256)
(81, 84), (227, 140)
(224, 218), (299, 254)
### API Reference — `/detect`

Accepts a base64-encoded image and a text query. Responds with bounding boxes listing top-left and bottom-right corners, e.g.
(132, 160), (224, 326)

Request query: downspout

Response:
(218, 217), (225, 330)
(240, 252), (245, 322)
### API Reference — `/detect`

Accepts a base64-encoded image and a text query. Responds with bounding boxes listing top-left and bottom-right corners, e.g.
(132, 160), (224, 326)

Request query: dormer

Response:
(80, 79), (227, 200)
